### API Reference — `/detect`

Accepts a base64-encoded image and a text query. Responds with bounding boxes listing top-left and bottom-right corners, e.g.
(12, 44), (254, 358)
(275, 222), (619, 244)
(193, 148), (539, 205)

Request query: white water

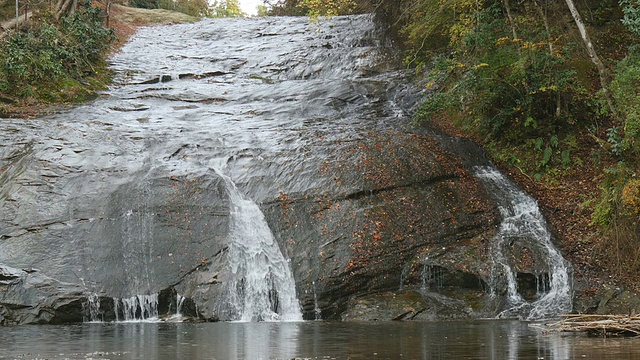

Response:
(113, 294), (159, 322)
(85, 294), (160, 322)
(176, 293), (186, 317)
(84, 293), (101, 322)
(212, 159), (303, 322)
(475, 167), (572, 319)
(312, 281), (322, 321)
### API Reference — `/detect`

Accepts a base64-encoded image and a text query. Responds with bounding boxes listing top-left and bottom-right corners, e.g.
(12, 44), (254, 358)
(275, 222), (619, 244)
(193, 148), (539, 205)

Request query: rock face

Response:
(262, 131), (498, 320)
(0, 15), (566, 324)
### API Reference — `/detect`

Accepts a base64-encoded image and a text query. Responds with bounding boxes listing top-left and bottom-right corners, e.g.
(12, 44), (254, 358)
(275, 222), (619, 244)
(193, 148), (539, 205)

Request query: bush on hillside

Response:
(0, 4), (114, 101)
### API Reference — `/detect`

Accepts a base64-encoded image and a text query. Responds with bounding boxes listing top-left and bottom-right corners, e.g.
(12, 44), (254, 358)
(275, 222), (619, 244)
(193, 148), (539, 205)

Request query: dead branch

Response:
(543, 314), (640, 337)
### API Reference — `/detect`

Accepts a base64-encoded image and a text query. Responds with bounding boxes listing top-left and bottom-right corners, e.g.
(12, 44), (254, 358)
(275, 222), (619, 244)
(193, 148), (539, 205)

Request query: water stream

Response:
(475, 167), (572, 319)
(211, 159), (302, 321)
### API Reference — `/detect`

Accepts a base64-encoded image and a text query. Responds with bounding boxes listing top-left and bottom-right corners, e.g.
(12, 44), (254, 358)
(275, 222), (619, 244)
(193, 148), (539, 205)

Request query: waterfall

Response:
(84, 293), (101, 322)
(474, 167), (572, 319)
(113, 294), (159, 322)
(212, 159), (302, 322)
(176, 293), (186, 317)
(312, 281), (322, 320)
(84, 294), (160, 322)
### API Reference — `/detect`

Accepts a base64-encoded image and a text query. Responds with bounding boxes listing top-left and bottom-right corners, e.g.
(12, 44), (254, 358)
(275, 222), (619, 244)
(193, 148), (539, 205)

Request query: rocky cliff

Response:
(0, 14), (566, 324)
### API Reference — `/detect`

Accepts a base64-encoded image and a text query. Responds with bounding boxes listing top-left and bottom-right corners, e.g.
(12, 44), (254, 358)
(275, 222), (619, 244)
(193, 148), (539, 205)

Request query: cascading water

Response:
(212, 159), (302, 322)
(83, 294), (160, 322)
(176, 294), (186, 317)
(84, 293), (102, 322)
(0, 12), (579, 325)
(113, 294), (159, 322)
(311, 281), (322, 321)
(474, 167), (572, 319)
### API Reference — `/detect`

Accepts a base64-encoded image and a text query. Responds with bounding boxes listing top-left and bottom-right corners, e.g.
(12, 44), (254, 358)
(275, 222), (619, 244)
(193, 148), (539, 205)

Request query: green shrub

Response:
(620, 0), (640, 35)
(0, 4), (114, 101)
(130, 0), (159, 9)
(610, 44), (640, 155)
(591, 162), (640, 227)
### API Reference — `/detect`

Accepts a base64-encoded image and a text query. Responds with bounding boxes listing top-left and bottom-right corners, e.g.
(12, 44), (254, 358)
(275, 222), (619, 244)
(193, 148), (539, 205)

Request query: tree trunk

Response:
(105, 0), (111, 28)
(533, 0), (553, 54)
(563, 0), (617, 118)
(533, 0), (562, 117)
(502, 0), (518, 40)
(54, 0), (77, 20)
(0, 10), (31, 33)
(54, 0), (65, 19)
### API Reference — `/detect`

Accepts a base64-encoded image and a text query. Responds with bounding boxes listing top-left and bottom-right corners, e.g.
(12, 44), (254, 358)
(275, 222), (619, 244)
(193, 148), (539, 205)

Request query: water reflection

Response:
(1, 320), (640, 359)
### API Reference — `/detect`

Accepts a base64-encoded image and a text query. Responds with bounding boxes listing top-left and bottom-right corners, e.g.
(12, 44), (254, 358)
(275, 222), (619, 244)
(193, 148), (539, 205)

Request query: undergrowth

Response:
(0, 2), (114, 105)
(402, 0), (640, 280)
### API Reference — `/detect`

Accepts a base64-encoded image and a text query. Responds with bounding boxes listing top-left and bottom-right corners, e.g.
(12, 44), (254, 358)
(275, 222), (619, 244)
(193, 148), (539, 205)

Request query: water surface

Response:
(2, 320), (639, 359)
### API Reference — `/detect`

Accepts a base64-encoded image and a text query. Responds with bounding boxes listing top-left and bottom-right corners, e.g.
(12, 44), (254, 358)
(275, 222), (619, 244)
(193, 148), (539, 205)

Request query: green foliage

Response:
(399, 0), (474, 69)
(210, 0), (244, 17)
(620, 0), (640, 35)
(265, 0), (369, 16)
(157, 0), (213, 17)
(591, 163), (637, 227)
(413, 92), (456, 125)
(257, 5), (269, 16)
(298, 0), (356, 18)
(610, 44), (640, 156)
(590, 43), (640, 230)
(130, 0), (159, 9)
(142, 0), (224, 16)
(405, 0), (595, 185)
(0, 4), (114, 101)
(266, 0), (309, 16)
(470, 11), (584, 141)
(607, 126), (624, 155)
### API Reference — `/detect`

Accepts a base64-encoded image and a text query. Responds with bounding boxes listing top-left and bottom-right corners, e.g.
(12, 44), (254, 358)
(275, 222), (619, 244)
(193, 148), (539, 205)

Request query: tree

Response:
(54, 0), (78, 21)
(563, 0), (617, 118)
(265, 0), (367, 16)
(298, 0), (356, 17)
(210, 0), (244, 17)
(257, 4), (269, 16)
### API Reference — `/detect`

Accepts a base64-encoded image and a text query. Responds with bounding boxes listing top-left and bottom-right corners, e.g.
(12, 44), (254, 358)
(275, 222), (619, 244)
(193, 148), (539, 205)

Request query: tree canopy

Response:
(210, 0), (245, 17)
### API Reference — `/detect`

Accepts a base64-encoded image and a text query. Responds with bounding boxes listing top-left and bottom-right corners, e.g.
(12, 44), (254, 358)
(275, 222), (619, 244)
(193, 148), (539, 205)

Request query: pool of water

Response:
(1, 320), (639, 359)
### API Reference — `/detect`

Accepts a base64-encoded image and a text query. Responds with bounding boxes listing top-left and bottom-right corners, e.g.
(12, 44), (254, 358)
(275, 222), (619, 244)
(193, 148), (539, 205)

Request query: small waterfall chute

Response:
(113, 294), (159, 322)
(475, 166), (572, 319)
(211, 158), (303, 322)
(84, 293), (102, 322)
(84, 293), (160, 322)
(176, 293), (186, 317)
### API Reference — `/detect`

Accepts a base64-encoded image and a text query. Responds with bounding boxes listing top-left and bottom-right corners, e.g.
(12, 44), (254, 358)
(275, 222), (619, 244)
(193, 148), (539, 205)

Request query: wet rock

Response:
(574, 286), (640, 315)
(260, 129), (499, 320)
(342, 291), (430, 321)
(0, 265), (85, 325)
(342, 290), (477, 321)
(178, 71), (229, 79)
(0, 15), (568, 324)
(110, 103), (150, 112)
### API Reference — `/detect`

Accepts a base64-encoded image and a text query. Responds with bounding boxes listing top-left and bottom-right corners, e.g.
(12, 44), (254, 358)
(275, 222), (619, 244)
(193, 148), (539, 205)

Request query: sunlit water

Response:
(1, 321), (639, 359)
